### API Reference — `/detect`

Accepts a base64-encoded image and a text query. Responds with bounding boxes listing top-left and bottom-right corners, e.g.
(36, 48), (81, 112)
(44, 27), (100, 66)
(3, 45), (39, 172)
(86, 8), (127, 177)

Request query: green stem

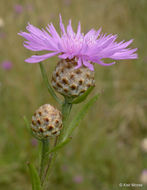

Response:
(39, 62), (61, 105)
(41, 97), (72, 189)
(39, 139), (49, 184)
(41, 136), (58, 189)
(62, 97), (72, 122)
(59, 97), (72, 141)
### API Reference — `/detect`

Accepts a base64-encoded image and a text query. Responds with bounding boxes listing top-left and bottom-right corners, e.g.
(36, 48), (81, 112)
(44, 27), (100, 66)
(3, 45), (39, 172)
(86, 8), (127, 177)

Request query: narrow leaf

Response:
(27, 162), (42, 190)
(45, 94), (99, 155)
(48, 138), (71, 154)
(39, 62), (61, 104)
(63, 94), (99, 141)
(71, 86), (95, 104)
(23, 116), (31, 133)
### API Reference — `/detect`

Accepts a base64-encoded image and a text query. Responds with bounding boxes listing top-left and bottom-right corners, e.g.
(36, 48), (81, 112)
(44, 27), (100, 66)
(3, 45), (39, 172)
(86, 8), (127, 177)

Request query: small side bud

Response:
(31, 104), (62, 139)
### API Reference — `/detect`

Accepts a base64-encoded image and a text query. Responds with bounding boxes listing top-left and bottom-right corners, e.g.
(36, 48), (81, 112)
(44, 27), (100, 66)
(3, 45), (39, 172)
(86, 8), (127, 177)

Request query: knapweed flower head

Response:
(52, 59), (95, 97)
(31, 138), (38, 147)
(19, 15), (137, 71)
(1, 60), (12, 70)
(14, 4), (23, 14)
(31, 104), (62, 139)
(73, 175), (83, 184)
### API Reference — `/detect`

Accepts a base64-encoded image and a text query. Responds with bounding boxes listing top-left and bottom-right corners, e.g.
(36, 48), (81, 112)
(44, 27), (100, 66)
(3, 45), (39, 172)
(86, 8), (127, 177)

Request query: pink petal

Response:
(83, 59), (94, 71)
(58, 53), (69, 59)
(96, 60), (116, 66)
(75, 58), (82, 69)
(25, 52), (58, 63)
(59, 14), (66, 35)
(76, 22), (81, 38)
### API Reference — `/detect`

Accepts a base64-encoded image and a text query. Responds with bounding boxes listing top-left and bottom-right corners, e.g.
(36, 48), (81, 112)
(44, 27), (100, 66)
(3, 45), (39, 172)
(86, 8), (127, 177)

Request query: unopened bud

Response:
(31, 104), (62, 139)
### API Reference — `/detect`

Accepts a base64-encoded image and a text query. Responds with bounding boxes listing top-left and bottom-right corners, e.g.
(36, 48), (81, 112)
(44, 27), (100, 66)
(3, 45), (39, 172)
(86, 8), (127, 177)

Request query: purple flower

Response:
(63, 0), (72, 6)
(73, 175), (83, 184)
(14, 4), (23, 14)
(1, 61), (12, 70)
(31, 138), (38, 147)
(18, 15), (138, 71)
(61, 164), (68, 172)
(26, 3), (34, 12)
(0, 32), (6, 39)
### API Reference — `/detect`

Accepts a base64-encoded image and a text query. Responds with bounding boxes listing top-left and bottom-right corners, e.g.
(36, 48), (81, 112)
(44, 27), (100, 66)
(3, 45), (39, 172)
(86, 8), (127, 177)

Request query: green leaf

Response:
(39, 62), (61, 105)
(48, 138), (71, 154)
(39, 139), (50, 182)
(44, 94), (99, 157)
(27, 162), (42, 190)
(63, 94), (99, 141)
(23, 116), (31, 133)
(71, 86), (95, 104)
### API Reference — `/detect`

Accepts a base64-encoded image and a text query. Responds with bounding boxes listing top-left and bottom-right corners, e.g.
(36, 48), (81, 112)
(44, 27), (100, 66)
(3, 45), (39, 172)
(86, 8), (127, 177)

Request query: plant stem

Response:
(62, 97), (72, 120)
(39, 139), (49, 184)
(41, 97), (72, 188)
(59, 97), (72, 141)
(41, 136), (58, 189)
(42, 137), (58, 181)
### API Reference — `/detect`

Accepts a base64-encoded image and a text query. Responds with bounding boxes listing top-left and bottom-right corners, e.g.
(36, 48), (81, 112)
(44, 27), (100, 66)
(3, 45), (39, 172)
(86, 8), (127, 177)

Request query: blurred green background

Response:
(0, 0), (147, 189)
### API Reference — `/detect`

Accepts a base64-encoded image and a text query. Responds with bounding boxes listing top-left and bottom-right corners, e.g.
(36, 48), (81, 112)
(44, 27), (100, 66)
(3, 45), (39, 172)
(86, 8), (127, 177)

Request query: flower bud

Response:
(31, 104), (62, 139)
(51, 59), (95, 98)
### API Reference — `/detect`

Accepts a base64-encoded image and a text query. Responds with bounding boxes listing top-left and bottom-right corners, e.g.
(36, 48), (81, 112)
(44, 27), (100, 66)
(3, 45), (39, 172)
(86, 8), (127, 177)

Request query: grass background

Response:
(0, 0), (147, 189)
